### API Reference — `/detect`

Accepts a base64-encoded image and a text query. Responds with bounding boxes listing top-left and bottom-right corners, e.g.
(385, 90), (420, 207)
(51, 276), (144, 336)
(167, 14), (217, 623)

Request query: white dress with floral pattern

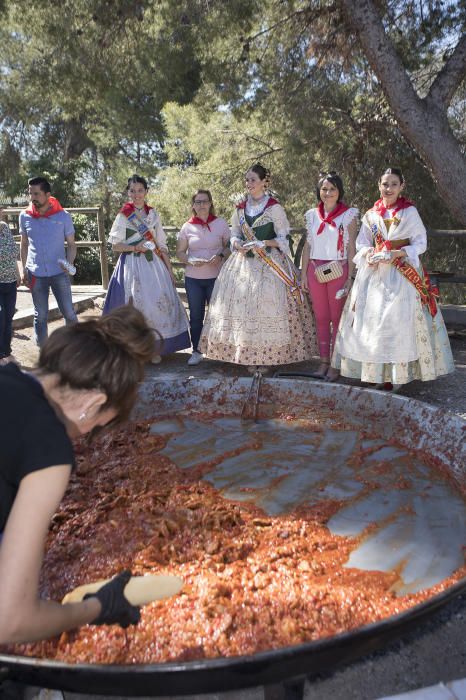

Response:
(200, 198), (317, 366)
(332, 206), (454, 384)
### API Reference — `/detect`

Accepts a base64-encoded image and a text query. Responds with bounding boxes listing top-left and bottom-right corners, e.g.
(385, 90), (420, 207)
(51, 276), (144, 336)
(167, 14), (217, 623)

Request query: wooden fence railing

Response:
(169, 227), (466, 290)
(5, 208), (465, 292)
(285, 228), (466, 289)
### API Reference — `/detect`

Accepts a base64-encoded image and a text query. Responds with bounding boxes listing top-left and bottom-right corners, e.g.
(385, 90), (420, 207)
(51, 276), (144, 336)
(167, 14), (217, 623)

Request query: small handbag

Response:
(314, 260), (344, 284)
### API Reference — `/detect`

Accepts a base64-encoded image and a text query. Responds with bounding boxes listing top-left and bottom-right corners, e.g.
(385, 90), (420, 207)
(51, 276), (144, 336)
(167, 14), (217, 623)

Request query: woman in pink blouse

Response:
(176, 190), (230, 365)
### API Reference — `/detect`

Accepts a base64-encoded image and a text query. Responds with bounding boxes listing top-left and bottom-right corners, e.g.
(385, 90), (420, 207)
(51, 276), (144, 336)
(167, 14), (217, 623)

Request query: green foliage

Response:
(0, 0), (463, 301)
(1, 0), (464, 220)
(153, 102), (262, 225)
(72, 213), (98, 241)
(0, 0), (202, 200)
(154, 89), (457, 230)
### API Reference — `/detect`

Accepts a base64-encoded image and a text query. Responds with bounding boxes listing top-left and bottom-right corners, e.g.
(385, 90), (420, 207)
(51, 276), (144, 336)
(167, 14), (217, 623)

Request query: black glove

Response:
(84, 570), (141, 629)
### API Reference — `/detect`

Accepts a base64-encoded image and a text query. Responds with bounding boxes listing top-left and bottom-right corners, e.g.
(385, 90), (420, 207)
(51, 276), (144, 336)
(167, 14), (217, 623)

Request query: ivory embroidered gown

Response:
(332, 202), (454, 384)
(200, 196), (317, 366)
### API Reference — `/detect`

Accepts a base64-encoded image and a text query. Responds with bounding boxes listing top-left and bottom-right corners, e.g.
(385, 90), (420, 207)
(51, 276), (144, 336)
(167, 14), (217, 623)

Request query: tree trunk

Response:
(339, 0), (466, 226)
(61, 119), (93, 174)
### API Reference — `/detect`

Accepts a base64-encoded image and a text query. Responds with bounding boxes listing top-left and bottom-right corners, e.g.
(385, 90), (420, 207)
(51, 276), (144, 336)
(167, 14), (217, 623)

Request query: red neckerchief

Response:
(120, 202), (152, 217)
(188, 213), (217, 231)
(236, 196), (279, 211)
(316, 201), (349, 235)
(25, 196), (64, 218)
(372, 196), (414, 219)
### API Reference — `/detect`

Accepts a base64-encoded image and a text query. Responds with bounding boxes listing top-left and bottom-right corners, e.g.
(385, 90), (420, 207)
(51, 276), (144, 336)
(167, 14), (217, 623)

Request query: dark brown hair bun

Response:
(39, 306), (156, 425)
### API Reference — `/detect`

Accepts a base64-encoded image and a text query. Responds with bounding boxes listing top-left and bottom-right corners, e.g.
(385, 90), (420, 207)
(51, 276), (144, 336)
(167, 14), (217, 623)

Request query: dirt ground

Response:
(11, 301), (466, 421)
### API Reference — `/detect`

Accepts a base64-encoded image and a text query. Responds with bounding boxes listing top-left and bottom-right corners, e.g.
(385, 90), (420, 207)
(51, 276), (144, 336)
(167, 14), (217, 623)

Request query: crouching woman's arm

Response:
(0, 465), (101, 644)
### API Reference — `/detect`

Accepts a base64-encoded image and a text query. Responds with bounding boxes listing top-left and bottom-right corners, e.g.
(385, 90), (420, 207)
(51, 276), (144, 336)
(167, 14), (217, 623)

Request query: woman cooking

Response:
(0, 306), (155, 644)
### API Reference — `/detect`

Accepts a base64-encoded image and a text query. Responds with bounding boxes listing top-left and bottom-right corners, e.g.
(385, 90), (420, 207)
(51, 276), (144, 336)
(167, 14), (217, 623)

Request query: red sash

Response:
(372, 225), (438, 317)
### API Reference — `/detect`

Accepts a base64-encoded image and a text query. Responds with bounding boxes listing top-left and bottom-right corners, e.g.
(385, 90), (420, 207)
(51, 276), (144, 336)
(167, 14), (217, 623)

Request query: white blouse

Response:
(305, 207), (359, 261)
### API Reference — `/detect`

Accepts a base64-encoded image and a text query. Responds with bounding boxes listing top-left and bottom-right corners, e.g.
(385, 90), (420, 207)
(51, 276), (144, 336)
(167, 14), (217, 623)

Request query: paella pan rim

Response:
(0, 578), (465, 695)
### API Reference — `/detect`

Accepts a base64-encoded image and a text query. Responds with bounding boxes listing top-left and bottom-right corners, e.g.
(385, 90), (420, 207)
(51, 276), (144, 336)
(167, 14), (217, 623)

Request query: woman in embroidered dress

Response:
(200, 164), (317, 371)
(176, 190), (230, 366)
(301, 172), (359, 381)
(103, 175), (190, 362)
(332, 167), (454, 389)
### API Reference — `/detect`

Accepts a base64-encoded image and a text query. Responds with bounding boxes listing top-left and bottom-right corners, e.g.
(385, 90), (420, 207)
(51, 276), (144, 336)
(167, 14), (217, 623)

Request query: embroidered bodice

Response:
(231, 197), (291, 256)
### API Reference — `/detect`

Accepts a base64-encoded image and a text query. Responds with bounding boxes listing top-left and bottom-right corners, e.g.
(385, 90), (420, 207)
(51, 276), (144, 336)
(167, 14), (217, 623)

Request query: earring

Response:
(79, 411), (87, 421)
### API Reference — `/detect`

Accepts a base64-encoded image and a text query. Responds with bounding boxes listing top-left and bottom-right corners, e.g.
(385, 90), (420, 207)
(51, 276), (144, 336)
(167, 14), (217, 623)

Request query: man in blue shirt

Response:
(20, 177), (78, 346)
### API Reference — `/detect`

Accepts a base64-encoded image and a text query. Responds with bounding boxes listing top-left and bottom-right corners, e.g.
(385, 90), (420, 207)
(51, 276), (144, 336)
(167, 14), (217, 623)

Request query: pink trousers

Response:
(307, 259), (348, 358)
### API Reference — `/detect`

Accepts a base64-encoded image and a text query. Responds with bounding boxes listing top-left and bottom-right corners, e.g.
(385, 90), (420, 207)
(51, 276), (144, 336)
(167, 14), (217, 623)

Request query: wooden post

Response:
(97, 206), (109, 289)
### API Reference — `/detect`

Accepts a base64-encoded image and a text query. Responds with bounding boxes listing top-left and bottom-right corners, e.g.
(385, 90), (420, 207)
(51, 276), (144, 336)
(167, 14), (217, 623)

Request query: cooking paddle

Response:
(62, 574), (183, 606)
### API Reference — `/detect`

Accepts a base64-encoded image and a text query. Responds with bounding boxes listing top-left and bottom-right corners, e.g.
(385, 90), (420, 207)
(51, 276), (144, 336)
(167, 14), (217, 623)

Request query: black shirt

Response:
(0, 364), (75, 532)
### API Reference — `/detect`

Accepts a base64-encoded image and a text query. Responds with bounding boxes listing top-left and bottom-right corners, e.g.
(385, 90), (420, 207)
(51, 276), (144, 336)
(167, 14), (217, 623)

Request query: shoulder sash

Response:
(125, 208), (163, 260)
(370, 221), (438, 317)
(237, 208), (303, 304)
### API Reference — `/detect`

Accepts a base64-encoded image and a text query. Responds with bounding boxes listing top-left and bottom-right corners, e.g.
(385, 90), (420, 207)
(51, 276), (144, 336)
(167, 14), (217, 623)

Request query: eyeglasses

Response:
(319, 170), (338, 178)
(193, 200), (210, 205)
